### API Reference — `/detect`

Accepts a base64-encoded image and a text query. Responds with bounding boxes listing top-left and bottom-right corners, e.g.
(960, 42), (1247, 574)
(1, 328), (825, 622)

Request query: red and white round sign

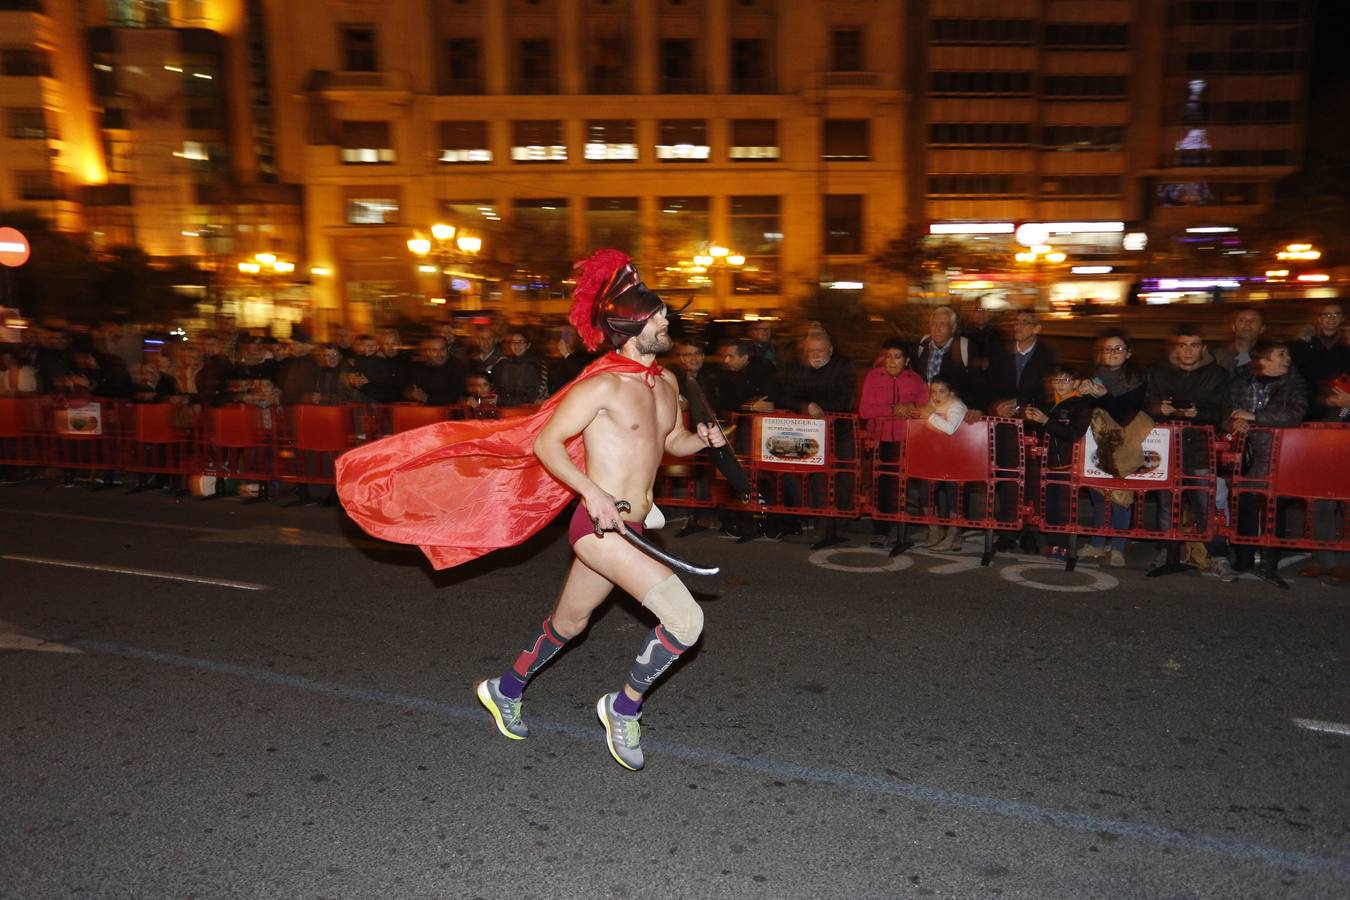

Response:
(0, 227), (31, 267)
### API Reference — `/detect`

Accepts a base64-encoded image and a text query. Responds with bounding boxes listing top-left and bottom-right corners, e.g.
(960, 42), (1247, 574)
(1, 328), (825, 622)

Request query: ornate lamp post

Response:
(407, 222), (483, 309)
(1013, 244), (1068, 311)
(690, 244), (745, 317)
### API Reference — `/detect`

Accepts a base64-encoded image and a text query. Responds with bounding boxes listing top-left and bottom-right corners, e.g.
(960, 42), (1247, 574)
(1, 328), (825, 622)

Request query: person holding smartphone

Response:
(1144, 325), (1230, 566)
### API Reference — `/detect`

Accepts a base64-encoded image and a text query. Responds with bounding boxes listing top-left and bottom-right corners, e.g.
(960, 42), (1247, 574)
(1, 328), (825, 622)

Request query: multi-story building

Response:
(266, 0), (909, 327)
(0, 0), (306, 328)
(0, 0), (1314, 326)
(911, 0), (1312, 307)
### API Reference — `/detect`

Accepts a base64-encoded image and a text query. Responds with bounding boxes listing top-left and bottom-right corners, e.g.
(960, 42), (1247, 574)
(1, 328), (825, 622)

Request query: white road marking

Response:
(1, 554), (268, 591)
(0, 507), (224, 534)
(1293, 718), (1350, 738)
(807, 547), (914, 573)
(0, 620), (82, 654)
(999, 562), (1119, 593)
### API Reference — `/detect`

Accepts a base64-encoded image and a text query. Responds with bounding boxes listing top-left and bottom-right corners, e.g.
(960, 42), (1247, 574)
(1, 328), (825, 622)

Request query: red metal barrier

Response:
(45, 399), (118, 472)
(197, 404), (275, 483)
(368, 403), (469, 438)
(1037, 423), (1218, 547)
(276, 404), (364, 485)
(1227, 424), (1350, 551)
(8, 386), (1349, 560)
(733, 412), (862, 519)
(119, 402), (194, 479)
(0, 397), (43, 468)
(868, 417), (1026, 561)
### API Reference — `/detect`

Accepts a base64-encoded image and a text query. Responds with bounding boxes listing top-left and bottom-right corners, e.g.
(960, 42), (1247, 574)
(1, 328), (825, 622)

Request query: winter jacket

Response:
(1145, 361), (1229, 471)
(781, 355), (856, 414)
(1230, 366), (1307, 477)
(858, 366), (928, 441)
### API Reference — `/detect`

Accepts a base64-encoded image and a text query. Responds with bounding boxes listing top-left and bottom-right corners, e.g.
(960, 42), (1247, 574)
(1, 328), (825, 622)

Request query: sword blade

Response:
(619, 526), (720, 576)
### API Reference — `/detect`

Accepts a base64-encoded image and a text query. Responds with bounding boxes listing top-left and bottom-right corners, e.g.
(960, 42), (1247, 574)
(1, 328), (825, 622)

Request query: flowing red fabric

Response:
(335, 352), (660, 570)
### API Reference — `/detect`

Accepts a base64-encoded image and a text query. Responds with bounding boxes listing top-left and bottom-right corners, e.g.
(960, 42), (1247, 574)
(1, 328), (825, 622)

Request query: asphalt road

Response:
(1, 482), (1347, 899)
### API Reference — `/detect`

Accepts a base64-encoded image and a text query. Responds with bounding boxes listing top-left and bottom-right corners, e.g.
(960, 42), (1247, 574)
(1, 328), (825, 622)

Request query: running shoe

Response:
(596, 692), (644, 771)
(1212, 558), (1239, 583)
(476, 677), (528, 740)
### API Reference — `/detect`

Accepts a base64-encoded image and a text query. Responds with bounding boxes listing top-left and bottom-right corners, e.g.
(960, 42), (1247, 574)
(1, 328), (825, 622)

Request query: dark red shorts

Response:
(568, 503), (644, 547)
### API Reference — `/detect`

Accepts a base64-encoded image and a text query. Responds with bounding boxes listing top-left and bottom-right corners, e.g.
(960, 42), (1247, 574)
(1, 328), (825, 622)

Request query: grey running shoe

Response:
(1212, 558), (1239, 583)
(596, 693), (644, 771)
(476, 678), (528, 740)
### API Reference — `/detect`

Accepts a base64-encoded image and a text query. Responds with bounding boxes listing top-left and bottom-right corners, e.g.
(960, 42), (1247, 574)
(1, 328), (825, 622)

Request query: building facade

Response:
(0, 0), (1314, 326)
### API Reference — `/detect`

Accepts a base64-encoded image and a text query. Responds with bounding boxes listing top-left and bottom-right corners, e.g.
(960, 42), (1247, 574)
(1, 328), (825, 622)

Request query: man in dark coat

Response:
(1145, 324), (1230, 566)
(407, 336), (467, 406)
(491, 331), (548, 407)
(987, 309), (1056, 416)
(779, 333), (857, 549)
(1288, 302), (1350, 422)
(1227, 341), (1307, 588)
(713, 338), (777, 417)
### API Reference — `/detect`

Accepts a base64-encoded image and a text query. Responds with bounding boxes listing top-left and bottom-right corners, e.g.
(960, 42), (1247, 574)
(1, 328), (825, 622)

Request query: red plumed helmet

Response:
(569, 249), (665, 351)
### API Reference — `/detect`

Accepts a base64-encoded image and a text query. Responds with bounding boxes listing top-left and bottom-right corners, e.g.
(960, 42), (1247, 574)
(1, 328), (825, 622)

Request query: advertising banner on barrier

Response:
(754, 416), (827, 467)
(54, 403), (103, 436)
(1082, 426), (1169, 481)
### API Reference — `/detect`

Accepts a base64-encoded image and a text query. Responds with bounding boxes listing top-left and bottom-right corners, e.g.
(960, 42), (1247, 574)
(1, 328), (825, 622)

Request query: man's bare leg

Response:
(575, 532), (705, 770)
(476, 557), (613, 740)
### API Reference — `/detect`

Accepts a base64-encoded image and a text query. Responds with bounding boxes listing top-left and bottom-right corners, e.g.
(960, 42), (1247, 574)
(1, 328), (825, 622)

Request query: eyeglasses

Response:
(1100, 346), (1128, 353)
(1318, 312), (1344, 320)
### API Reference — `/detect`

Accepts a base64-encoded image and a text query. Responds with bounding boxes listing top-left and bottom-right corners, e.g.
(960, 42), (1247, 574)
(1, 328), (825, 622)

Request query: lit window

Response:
(346, 199), (399, 224)
(439, 121), (492, 164)
(511, 120), (566, 163)
(730, 119), (778, 161)
(657, 120), (709, 162)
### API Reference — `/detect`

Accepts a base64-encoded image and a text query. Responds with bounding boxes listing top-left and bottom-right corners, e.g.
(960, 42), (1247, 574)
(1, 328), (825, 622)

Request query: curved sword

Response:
(593, 500), (721, 576)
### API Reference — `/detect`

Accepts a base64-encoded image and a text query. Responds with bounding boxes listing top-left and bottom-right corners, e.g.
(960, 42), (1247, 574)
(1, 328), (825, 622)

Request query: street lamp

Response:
(408, 223), (483, 308)
(235, 252), (299, 328)
(688, 244), (745, 316)
(1276, 242), (1321, 261)
(1013, 244), (1069, 311)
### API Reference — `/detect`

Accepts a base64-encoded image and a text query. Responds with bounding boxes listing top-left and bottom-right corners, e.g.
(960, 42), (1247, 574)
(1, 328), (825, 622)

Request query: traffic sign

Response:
(0, 227), (31, 267)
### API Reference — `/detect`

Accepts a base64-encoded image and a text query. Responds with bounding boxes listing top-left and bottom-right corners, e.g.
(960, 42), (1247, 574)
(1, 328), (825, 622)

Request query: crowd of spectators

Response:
(2, 301), (1347, 586)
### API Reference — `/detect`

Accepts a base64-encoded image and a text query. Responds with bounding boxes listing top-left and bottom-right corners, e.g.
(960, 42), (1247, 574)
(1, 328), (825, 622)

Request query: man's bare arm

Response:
(532, 375), (623, 528)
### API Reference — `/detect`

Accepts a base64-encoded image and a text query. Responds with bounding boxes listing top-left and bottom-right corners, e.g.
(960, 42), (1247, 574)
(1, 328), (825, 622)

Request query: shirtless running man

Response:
(475, 250), (726, 770)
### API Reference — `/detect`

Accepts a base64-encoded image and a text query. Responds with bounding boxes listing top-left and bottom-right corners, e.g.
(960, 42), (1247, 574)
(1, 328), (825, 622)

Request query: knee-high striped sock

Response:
(498, 618), (568, 699)
(615, 625), (691, 715)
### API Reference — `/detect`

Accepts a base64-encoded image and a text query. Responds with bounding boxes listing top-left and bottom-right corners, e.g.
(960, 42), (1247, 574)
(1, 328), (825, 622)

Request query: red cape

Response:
(335, 352), (657, 570)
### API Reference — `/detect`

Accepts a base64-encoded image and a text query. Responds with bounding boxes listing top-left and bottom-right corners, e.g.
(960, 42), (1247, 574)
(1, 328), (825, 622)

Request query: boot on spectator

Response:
(931, 526), (962, 552)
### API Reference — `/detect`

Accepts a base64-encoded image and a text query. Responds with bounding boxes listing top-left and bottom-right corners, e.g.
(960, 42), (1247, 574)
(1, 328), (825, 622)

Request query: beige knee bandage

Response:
(641, 575), (704, 646)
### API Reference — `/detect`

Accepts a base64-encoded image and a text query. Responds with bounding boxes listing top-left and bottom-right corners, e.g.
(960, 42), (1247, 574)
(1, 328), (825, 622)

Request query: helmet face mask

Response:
(569, 250), (668, 350)
(603, 283), (666, 341)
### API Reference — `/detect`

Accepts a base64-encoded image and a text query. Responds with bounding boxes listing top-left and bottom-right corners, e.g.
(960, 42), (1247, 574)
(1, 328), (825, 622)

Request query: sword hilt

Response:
(593, 499), (632, 537)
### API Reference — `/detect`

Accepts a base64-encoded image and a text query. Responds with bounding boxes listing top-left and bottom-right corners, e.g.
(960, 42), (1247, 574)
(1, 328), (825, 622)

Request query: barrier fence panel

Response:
(732, 411), (862, 519)
(1037, 423), (1218, 566)
(0, 397), (43, 468)
(867, 417), (1024, 562)
(1227, 424), (1350, 551)
(9, 386), (1350, 561)
(118, 402), (194, 481)
(45, 399), (118, 473)
(653, 450), (722, 510)
(275, 404), (368, 486)
(368, 403), (469, 439)
(196, 404), (276, 484)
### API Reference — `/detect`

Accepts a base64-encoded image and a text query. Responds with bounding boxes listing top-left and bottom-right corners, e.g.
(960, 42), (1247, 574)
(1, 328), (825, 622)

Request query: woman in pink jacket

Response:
(858, 339), (928, 546)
